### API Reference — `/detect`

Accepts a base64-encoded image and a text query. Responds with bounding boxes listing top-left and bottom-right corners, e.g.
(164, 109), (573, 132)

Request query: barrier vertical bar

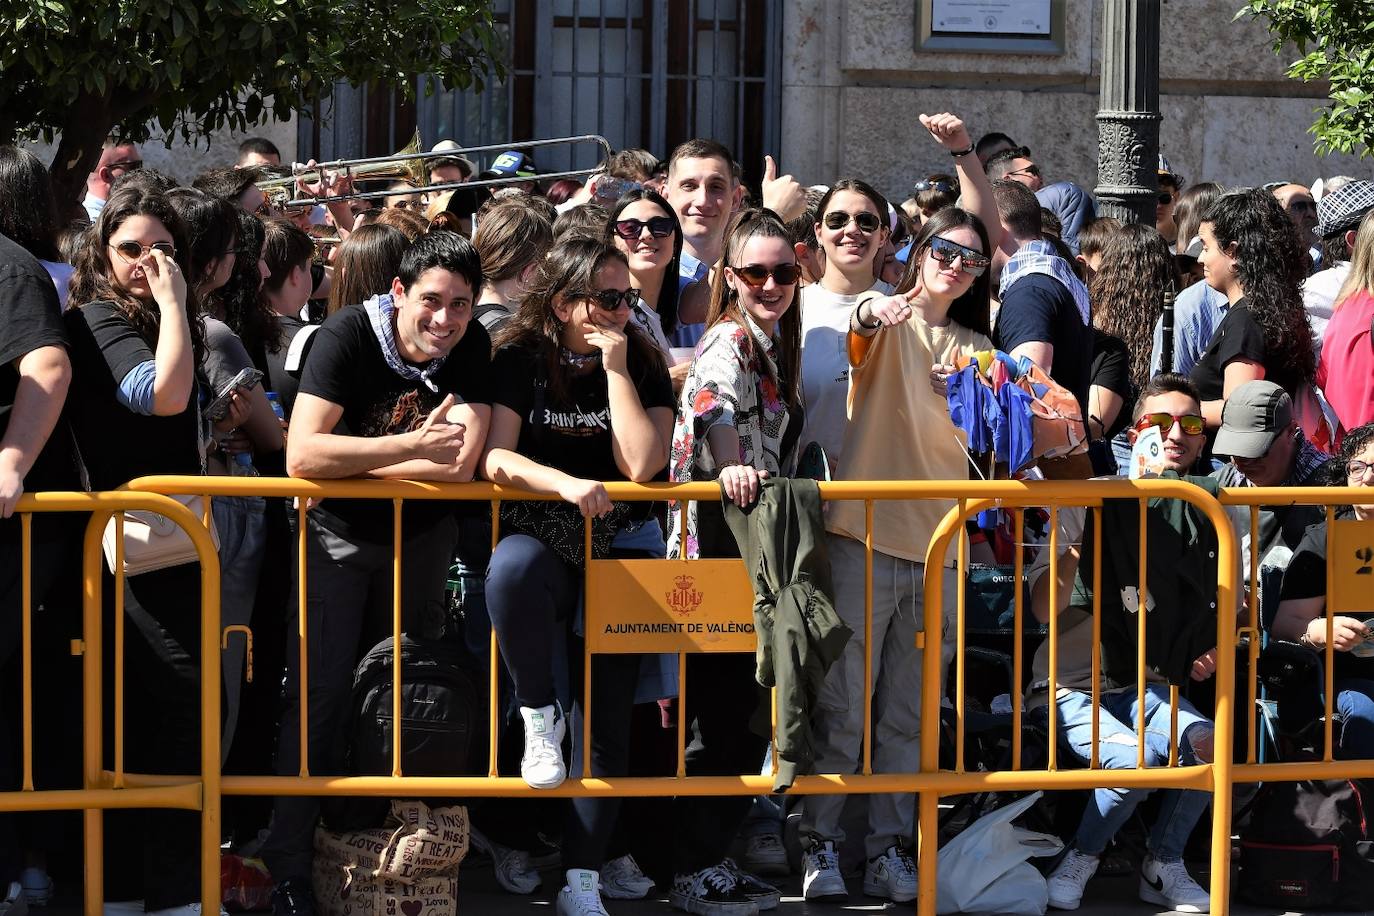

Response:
(1324, 504), (1336, 762)
(21, 513), (33, 791)
(489, 499), (500, 777)
(583, 515), (593, 766)
(83, 513), (109, 916)
(917, 510), (949, 916)
(392, 499), (404, 777)
(1246, 504), (1260, 764)
(1047, 506), (1059, 771)
(955, 500), (967, 773)
(863, 499), (874, 775)
(1168, 684), (1179, 767)
(113, 514), (125, 789)
(297, 499), (310, 777)
(200, 500), (224, 916)
(1090, 506), (1102, 768)
(1207, 487), (1239, 916)
(677, 498), (689, 779)
(1011, 508), (1024, 770)
(1136, 499), (1148, 769)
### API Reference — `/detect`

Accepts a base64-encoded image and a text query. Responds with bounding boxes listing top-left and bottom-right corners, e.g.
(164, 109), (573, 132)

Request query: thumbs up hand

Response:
(760, 154), (805, 222)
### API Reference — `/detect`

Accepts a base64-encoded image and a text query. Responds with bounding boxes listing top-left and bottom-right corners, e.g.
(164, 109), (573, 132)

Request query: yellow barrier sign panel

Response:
(585, 559), (757, 654)
(1329, 519), (1374, 615)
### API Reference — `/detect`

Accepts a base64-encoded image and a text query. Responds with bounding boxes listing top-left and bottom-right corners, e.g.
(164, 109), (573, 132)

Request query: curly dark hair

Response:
(69, 186), (206, 368)
(1091, 223), (1176, 391)
(1203, 189), (1315, 387)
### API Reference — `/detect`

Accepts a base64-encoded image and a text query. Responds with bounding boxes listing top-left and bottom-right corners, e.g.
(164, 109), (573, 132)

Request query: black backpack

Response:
(1238, 778), (1374, 909)
(322, 635), (480, 831)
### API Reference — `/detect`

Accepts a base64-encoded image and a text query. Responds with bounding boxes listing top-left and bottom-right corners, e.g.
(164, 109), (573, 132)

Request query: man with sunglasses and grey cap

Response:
(1304, 179), (1374, 349)
(1211, 380), (1333, 626)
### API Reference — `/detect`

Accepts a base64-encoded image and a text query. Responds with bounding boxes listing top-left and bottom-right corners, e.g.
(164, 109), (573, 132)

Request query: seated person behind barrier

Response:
(1029, 373), (1219, 913)
(260, 231), (491, 916)
(1272, 421), (1374, 759)
(1211, 380), (1332, 628)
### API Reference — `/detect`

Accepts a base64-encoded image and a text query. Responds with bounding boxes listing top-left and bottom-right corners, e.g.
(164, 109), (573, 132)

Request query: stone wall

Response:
(783, 0), (1369, 205)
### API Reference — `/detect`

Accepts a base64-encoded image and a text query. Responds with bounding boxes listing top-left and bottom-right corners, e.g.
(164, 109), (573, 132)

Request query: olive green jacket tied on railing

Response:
(721, 477), (852, 790)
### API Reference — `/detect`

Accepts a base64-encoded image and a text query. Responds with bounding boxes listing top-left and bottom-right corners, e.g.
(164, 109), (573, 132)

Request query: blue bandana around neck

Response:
(998, 239), (1091, 326)
(363, 293), (447, 392)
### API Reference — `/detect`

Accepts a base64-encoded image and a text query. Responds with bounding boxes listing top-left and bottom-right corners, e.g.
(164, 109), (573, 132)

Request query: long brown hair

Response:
(493, 236), (665, 404)
(69, 186), (206, 367)
(326, 223), (409, 315)
(1090, 223), (1175, 391)
(704, 208), (802, 409)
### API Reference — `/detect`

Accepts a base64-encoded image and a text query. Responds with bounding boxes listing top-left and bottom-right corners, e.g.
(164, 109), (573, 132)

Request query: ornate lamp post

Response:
(1095, 0), (1162, 225)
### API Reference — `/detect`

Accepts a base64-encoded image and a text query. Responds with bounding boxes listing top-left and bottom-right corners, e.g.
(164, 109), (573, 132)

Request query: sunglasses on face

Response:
(912, 179), (957, 195)
(580, 287), (640, 312)
(730, 263), (801, 288)
(823, 210), (883, 234)
(1286, 199), (1316, 215)
(1158, 192), (1174, 206)
(110, 240), (176, 263)
(613, 216), (675, 240)
(1007, 164), (1041, 180)
(1134, 412), (1206, 436)
(927, 236), (990, 277)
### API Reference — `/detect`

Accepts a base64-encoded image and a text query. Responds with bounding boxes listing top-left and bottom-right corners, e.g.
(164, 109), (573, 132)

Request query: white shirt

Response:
(82, 192), (106, 223)
(799, 282), (871, 474)
(631, 298), (673, 358)
(1302, 260), (1351, 353)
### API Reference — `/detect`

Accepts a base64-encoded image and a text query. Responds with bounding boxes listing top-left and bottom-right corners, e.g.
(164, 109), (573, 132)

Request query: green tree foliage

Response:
(1240, 0), (1374, 157)
(0, 0), (504, 213)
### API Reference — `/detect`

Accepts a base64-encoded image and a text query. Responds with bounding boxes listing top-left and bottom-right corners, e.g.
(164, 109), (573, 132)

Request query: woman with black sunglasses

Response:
(604, 188), (683, 359)
(662, 207), (801, 915)
(798, 201), (994, 904)
(480, 236), (674, 916)
(65, 186), (230, 913)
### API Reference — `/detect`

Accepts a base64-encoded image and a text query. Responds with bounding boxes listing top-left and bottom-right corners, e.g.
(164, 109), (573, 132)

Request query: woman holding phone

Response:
(65, 186), (230, 914)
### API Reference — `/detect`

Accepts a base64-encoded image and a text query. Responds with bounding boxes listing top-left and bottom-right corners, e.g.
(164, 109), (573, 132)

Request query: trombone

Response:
(271, 134), (614, 209)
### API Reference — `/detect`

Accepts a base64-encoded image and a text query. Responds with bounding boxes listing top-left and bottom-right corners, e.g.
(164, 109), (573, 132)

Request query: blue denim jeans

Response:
(211, 494), (267, 757)
(1337, 678), (1374, 759)
(1051, 684), (1213, 861)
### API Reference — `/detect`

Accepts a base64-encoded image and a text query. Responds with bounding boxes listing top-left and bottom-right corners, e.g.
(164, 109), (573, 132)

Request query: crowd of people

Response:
(1, 109), (1373, 916)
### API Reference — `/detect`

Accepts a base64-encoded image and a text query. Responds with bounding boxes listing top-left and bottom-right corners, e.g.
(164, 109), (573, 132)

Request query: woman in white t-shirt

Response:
(798, 178), (893, 475)
(604, 189), (682, 361)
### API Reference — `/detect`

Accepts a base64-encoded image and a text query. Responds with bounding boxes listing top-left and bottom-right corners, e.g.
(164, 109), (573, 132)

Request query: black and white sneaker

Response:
(669, 865), (759, 915)
(720, 858), (780, 911)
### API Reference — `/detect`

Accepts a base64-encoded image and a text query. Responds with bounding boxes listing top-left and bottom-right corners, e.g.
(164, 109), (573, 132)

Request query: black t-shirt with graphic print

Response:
(297, 303), (492, 543)
(490, 340), (675, 484)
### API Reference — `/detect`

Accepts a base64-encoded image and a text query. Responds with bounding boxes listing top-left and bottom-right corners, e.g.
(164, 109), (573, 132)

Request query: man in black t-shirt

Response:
(991, 179), (1094, 475)
(0, 231), (75, 899)
(261, 232), (491, 915)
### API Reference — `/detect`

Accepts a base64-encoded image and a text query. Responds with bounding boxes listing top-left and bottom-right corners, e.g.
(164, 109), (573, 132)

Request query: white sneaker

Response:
(470, 826), (542, 894)
(519, 702), (566, 788)
(863, 845), (917, 903)
(18, 869), (51, 908)
(742, 833), (789, 876)
(801, 840), (847, 902)
(600, 854), (654, 899)
(1047, 848), (1100, 910)
(1138, 855), (1210, 913)
(556, 869), (609, 916)
(1, 883), (27, 916)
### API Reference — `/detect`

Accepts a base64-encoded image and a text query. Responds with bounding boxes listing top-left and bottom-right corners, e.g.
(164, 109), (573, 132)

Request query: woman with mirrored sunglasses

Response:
(480, 237), (674, 914)
(664, 208), (803, 911)
(797, 204), (994, 901)
(1272, 422), (1374, 759)
(604, 189), (683, 364)
(65, 186), (221, 911)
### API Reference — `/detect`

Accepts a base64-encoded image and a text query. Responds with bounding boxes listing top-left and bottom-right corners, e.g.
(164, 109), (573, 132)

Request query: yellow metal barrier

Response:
(4, 491), (221, 916)
(23, 476), (1340, 913)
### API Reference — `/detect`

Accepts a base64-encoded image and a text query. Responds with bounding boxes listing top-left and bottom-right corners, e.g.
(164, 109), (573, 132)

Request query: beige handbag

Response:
(99, 389), (220, 575)
(102, 495), (219, 575)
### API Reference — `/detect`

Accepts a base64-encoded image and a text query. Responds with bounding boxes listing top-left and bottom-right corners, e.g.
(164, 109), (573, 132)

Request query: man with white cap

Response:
(1211, 380), (1333, 624)
(428, 139), (476, 185)
(1304, 179), (1374, 348)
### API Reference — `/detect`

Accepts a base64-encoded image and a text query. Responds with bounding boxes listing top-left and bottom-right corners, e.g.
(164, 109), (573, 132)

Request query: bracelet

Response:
(1300, 631), (1316, 649)
(949, 144), (975, 158)
(854, 302), (881, 330)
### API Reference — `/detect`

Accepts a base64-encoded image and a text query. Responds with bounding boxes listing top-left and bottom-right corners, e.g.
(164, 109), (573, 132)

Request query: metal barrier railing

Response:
(11, 476), (1316, 916)
(4, 491), (221, 916)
